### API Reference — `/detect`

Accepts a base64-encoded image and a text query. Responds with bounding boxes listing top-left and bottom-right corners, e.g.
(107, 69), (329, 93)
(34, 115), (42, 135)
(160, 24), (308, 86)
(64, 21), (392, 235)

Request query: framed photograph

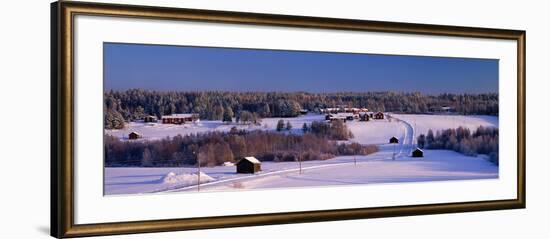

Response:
(51, 1), (526, 238)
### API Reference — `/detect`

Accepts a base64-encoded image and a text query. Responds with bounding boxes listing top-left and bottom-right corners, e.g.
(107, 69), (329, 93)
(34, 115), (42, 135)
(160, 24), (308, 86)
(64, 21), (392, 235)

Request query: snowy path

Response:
(393, 116), (415, 158)
(357, 116), (414, 159)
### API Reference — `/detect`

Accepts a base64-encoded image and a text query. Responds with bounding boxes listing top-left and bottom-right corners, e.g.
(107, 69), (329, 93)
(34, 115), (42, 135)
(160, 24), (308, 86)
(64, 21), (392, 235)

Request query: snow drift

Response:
(161, 171), (215, 185)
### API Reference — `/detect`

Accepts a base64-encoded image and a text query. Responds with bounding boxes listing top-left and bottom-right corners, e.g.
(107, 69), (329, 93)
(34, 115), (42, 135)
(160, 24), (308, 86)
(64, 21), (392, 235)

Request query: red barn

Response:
(161, 113), (199, 124)
(374, 112), (384, 120)
(128, 131), (141, 140)
(143, 115), (157, 123)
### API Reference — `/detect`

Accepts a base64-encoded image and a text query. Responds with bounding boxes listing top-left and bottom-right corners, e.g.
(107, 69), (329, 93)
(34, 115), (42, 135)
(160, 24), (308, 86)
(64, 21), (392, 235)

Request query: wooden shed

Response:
(389, 136), (399, 144)
(412, 148), (424, 157)
(359, 113), (369, 121)
(143, 115), (157, 123)
(128, 131), (141, 140)
(374, 112), (384, 120)
(236, 157), (261, 174)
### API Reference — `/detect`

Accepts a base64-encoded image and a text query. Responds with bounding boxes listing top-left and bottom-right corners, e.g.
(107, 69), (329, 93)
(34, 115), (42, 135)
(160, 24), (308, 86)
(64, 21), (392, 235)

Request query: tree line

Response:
(104, 89), (498, 129)
(417, 126), (499, 165)
(105, 128), (378, 167)
(304, 120), (354, 140)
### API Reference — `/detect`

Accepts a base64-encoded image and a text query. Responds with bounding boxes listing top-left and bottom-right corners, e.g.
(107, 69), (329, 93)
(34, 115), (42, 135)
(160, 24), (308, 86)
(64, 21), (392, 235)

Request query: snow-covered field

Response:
(199, 150), (497, 191)
(347, 120), (406, 145)
(105, 149), (497, 195)
(392, 114), (498, 136)
(104, 113), (499, 195)
(105, 114), (325, 140)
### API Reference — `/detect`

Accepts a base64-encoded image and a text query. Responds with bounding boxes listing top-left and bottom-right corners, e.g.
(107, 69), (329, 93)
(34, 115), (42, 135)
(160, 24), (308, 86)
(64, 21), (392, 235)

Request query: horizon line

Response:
(105, 88), (499, 95)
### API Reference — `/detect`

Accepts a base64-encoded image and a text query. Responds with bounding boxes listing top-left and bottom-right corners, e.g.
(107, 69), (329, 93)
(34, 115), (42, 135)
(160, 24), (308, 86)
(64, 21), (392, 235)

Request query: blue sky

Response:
(104, 43), (498, 94)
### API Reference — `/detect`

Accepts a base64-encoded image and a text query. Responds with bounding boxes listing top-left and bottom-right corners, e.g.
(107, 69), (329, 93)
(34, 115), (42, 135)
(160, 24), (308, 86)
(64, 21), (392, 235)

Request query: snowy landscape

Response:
(106, 114), (326, 141)
(105, 114), (498, 195)
(103, 42), (500, 196)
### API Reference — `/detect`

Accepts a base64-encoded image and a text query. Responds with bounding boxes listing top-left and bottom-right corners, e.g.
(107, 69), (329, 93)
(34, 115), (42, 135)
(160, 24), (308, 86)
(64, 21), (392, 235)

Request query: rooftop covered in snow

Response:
(161, 113), (197, 119)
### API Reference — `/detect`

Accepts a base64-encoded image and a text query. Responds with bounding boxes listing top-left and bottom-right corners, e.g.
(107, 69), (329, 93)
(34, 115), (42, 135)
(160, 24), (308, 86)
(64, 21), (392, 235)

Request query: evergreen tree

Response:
(426, 129), (435, 147)
(133, 106), (146, 121)
(286, 121), (293, 131)
(213, 104), (224, 120)
(105, 109), (125, 129)
(276, 119), (285, 131)
(223, 107), (234, 123)
(259, 103), (270, 117)
(239, 111), (254, 124)
(302, 123), (309, 133)
(417, 134), (426, 148)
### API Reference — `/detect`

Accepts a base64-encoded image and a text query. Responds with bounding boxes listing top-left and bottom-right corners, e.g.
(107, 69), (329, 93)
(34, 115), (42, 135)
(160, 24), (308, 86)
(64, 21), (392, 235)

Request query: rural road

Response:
(394, 116), (415, 158)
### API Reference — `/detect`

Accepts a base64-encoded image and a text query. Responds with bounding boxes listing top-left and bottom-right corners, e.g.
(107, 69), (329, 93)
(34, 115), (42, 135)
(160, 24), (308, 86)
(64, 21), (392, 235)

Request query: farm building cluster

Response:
(319, 107), (369, 114)
(322, 107), (385, 122)
(141, 113), (200, 124)
(141, 108), (383, 126)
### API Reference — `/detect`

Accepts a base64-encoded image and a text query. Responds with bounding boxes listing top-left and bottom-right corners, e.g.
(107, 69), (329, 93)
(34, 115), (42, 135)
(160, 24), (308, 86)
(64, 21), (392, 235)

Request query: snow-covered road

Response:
(394, 116), (415, 158)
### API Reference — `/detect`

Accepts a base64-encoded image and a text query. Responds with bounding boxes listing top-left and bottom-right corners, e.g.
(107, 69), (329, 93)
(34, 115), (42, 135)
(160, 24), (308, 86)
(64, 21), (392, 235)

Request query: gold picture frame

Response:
(51, 1), (526, 238)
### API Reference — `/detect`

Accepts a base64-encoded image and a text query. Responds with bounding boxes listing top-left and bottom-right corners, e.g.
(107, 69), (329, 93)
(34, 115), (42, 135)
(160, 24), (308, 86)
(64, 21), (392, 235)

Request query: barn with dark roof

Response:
(374, 112), (384, 120)
(412, 148), (424, 158)
(128, 131), (141, 140)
